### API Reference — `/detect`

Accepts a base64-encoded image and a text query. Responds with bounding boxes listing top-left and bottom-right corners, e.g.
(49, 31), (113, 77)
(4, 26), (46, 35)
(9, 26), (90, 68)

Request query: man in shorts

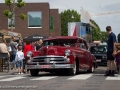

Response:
(105, 26), (116, 76)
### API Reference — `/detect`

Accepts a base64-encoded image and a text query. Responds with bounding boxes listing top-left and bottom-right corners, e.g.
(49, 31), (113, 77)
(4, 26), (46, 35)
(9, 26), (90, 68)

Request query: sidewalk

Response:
(0, 69), (18, 75)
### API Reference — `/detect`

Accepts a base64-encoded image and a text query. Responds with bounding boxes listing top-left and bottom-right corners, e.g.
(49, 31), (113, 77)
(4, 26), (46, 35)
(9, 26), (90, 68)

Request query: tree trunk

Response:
(10, 0), (15, 31)
(10, 15), (14, 31)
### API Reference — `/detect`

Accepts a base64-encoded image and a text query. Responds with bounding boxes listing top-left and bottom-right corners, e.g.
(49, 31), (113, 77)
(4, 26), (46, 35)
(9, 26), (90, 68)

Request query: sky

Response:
(1, 0), (120, 36)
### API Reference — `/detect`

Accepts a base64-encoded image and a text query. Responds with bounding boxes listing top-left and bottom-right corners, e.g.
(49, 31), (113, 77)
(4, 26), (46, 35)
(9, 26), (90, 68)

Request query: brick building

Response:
(0, 3), (61, 38)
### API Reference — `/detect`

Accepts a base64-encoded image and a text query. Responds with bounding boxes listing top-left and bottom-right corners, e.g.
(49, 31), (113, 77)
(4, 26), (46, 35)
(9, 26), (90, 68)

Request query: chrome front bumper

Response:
(26, 64), (74, 69)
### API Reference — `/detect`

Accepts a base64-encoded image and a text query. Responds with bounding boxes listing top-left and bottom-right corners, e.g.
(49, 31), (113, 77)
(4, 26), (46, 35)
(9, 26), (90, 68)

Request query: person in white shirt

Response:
(15, 46), (24, 74)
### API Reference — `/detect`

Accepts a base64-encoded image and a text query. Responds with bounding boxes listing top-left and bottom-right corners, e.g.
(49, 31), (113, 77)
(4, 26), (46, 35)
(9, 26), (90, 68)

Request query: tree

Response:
(101, 31), (108, 42)
(117, 33), (120, 42)
(90, 19), (102, 41)
(4, 0), (26, 31)
(61, 9), (80, 36)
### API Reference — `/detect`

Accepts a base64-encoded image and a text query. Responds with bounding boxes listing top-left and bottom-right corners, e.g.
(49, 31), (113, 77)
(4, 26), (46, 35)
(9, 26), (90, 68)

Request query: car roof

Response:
(43, 36), (84, 41)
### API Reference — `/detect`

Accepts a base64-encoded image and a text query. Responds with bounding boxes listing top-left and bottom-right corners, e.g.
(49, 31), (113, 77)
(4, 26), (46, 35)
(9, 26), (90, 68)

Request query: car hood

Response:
(40, 46), (70, 56)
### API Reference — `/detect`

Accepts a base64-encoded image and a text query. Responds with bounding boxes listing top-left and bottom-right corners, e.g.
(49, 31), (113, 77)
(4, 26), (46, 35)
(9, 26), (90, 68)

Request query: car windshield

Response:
(90, 46), (107, 53)
(43, 39), (77, 47)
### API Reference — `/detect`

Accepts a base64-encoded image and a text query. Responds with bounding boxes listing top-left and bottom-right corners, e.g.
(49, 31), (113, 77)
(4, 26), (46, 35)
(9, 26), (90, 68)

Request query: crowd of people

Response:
(0, 36), (43, 75)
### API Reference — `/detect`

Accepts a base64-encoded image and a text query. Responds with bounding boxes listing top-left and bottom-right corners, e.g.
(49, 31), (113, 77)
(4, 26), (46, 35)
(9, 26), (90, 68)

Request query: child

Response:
(113, 43), (120, 77)
(15, 46), (24, 74)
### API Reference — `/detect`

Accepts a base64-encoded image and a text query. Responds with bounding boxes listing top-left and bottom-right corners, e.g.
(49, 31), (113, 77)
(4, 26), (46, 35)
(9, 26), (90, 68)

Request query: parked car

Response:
(26, 36), (98, 76)
(89, 45), (107, 65)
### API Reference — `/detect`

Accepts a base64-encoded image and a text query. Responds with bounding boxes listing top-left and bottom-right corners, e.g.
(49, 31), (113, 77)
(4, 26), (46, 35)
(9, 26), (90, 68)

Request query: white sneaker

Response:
(21, 73), (23, 74)
(18, 73), (20, 75)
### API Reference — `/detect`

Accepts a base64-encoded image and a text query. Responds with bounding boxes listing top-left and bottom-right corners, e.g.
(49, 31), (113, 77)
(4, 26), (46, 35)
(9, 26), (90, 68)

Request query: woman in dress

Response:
(114, 43), (120, 77)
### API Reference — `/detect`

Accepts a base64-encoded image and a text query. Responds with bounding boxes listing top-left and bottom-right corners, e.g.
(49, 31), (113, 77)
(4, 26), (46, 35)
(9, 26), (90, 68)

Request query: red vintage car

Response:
(26, 36), (97, 76)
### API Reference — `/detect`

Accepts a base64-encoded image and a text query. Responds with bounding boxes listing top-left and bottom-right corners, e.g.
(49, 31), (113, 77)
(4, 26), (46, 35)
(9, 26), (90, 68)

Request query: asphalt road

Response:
(0, 66), (120, 90)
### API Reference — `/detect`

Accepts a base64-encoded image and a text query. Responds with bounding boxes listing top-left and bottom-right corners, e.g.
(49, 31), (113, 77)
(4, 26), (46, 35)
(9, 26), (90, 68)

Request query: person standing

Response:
(31, 41), (36, 51)
(0, 39), (10, 57)
(0, 39), (10, 71)
(15, 46), (24, 74)
(17, 39), (24, 51)
(23, 40), (34, 73)
(6, 43), (12, 69)
(113, 43), (120, 77)
(105, 26), (117, 76)
(36, 39), (43, 51)
(10, 37), (17, 70)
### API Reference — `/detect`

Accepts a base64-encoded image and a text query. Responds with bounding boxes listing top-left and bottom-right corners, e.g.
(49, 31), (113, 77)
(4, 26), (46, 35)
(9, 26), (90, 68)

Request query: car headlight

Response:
(26, 51), (32, 57)
(65, 50), (71, 56)
(27, 60), (31, 63)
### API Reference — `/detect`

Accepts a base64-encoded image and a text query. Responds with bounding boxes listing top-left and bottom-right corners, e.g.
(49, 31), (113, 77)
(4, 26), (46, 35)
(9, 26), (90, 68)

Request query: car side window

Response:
(78, 39), (86, 49)
(77, 39), (82, 48)
(82, 41), (88, 50)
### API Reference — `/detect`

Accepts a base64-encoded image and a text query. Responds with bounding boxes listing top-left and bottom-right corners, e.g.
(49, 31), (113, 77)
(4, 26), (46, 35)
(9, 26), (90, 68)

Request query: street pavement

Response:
(0, 66), (120, 90)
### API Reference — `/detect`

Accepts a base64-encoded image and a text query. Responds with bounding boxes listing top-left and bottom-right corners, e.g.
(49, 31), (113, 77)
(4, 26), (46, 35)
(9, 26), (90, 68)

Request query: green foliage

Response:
(4, 0), (26, 31)
(117, 33), (120, 42)
(3, 10), (11, 18)
(20, 14), (26, 20)
(17, 1), (26, 8)
(5, 0), (12, 5)
(90, 19), (102, 41)
(101, 31), (108, 42)
(61, 9), (80, 36)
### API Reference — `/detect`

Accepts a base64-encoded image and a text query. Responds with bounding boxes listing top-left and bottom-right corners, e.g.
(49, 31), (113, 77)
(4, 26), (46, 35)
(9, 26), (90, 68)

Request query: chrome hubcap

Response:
(92, 66), (94, 72)
(73, 61), (76, 74)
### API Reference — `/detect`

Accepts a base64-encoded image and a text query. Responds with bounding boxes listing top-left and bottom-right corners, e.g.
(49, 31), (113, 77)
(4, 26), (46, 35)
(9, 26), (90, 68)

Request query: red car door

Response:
(80, 41), (90, 68)
(83, 41), (90, 68)
(76, 39), (85, 69)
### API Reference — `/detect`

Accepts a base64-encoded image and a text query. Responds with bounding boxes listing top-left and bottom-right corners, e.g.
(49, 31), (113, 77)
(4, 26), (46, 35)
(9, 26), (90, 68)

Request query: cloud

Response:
(103, 3), (120, 11)
(92, 2), (120, 36)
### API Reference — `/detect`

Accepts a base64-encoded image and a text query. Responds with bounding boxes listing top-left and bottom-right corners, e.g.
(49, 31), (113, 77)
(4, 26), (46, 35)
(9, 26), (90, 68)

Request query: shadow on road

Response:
(24, 66), (107, 77)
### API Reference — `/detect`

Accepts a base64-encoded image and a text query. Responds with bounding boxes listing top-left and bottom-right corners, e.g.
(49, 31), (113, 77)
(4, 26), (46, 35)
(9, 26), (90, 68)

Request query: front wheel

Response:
(30, 69), (39, 76)
(87, 63), (95, 73)
(67, 61), (77, 75)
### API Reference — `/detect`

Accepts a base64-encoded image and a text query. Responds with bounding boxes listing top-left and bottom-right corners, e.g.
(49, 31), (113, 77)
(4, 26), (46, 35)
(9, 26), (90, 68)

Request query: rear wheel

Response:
(30, 69), (39, 76)
(68, 61), (77, 75)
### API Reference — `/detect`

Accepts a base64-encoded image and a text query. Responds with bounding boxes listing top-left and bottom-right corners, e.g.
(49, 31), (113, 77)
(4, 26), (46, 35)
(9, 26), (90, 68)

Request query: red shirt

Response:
(24, 44), (34, 57)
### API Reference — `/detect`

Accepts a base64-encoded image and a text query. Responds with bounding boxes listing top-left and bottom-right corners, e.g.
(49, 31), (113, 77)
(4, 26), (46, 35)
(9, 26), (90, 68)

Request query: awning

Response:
(23, 34), (48, 41)
(0, 29), (22, 38)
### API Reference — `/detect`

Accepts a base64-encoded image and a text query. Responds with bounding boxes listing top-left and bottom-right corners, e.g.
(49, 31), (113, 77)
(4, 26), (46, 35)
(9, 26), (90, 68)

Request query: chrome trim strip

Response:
(26, 64), (73, 69)
(28, 61), (67, 64)
(33, 55), (65, 59)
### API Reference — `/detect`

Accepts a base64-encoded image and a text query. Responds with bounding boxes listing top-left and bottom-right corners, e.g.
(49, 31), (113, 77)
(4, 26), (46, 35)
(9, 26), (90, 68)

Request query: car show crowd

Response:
(0, 36), (43, 74)
(0, 26), (120, 78)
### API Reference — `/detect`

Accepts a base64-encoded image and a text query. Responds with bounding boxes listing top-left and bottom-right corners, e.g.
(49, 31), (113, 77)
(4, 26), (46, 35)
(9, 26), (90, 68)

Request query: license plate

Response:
(41, 65), (51, 68)
(96, 59), (101, 62)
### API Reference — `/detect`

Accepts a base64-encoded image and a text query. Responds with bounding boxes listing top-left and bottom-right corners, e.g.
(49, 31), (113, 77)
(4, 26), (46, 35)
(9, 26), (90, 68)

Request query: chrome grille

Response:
(95, 56), (102, 59)
(32, 56), (66, 64)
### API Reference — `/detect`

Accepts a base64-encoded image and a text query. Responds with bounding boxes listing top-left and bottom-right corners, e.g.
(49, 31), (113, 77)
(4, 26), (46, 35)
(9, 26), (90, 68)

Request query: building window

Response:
(28, 11), (42, 28)
(50, 16), (54, 31)
(8, 17), (15, 29)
